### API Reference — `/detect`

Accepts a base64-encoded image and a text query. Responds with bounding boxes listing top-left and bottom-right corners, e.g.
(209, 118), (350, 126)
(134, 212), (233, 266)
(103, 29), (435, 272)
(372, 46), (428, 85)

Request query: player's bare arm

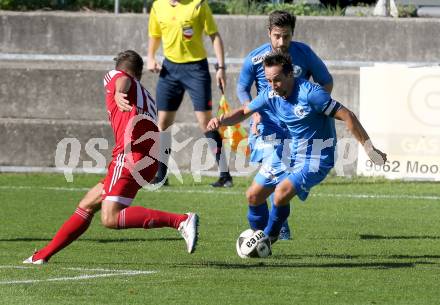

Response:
(334, 105), (387, 165)
(114, 76), (132, 112)
(115, 91), (132, 112)
(209, 32), (226, 90)
(114, 80), (132, 113)
(147, 36), (162, 73)
(207, 106), (253, 131)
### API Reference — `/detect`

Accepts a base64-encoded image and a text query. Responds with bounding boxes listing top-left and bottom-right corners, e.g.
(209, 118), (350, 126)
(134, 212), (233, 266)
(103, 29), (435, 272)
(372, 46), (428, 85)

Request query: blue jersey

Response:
(237, 41), (333, 163)
(237, 41), (332, 104)
(248, 78), (340, 169)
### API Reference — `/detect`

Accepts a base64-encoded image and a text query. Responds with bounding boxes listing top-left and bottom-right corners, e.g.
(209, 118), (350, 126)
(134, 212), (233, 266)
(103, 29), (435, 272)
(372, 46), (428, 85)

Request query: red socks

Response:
(33, 206), (187, 262)
(118, 206), (187, 230)
(33, 207), (92, 261)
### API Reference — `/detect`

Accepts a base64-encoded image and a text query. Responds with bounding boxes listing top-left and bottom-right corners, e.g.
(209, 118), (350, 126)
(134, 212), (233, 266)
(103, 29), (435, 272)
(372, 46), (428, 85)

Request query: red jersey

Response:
(103, 70), (158, 157)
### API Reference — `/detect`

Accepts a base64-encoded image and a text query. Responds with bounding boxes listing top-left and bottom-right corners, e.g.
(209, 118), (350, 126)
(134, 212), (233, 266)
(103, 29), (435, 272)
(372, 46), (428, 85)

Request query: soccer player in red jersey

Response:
(24, 50), (199, 264)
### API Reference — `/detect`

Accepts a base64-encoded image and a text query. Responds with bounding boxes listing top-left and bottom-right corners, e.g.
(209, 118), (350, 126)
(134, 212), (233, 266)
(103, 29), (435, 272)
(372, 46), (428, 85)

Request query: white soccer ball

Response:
(236, 229), (271, 258)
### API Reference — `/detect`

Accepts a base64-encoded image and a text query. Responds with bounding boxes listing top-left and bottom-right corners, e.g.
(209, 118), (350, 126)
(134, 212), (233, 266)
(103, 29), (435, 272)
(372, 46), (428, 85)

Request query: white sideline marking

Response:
(0, 185), (90, 192)
(0, 185), (439, 201)
(0, 265), (31, 269)
(0, 265), (155, 285)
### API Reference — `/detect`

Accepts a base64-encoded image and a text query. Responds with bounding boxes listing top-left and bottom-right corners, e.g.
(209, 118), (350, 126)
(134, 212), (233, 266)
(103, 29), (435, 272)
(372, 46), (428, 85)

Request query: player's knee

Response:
(196, 112), (212, 132)
(273, 191), (288, 206)
(246, 189), (259, 205)
(101, 213), (118, 229)
(200, 124), (209, 133)
(274, 184), (294, 206)
(158, 114), (175, 131)
(78, 184), (103, 214)
(79, 206), (97, 215)
(78, 200), (100, 214)
(158, 120), (172, 131)
(199, 119), (211, 132)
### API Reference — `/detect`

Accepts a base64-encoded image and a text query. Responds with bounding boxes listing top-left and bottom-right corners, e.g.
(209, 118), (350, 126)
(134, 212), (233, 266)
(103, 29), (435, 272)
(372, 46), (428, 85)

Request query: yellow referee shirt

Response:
(149, 0), (218, 63)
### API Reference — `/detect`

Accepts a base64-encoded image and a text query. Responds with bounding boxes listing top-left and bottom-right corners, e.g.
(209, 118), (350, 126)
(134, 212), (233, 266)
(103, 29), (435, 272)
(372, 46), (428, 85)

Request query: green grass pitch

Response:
(0, 173), (439, 305)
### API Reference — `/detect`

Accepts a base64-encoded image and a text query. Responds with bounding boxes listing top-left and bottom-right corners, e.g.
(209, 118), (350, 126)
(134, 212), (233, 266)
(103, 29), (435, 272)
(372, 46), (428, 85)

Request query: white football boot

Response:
(23, 252), (47, 265)
(178, 213), (199, 254)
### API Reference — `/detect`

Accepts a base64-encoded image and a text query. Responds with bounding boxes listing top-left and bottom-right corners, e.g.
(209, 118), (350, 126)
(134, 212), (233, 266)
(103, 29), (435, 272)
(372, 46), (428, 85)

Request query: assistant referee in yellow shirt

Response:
(148, 0), (232, 187)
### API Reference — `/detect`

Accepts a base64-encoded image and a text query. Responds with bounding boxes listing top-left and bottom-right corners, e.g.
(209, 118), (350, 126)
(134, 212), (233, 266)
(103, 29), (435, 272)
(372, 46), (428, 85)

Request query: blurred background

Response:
(0, 0), (439, 180)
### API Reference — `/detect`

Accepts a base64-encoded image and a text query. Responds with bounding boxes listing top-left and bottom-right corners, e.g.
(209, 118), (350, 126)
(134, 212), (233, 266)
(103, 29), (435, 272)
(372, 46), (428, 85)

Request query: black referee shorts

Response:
(156, 58), (212, 112)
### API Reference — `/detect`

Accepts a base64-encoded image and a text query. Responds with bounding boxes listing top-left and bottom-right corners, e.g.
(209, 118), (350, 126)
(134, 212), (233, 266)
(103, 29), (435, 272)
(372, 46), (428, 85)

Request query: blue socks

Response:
(264, 203), (290, 238)
(270, 193), (290, 230)
(247, 203), (269, 230)
(247, 195), (291, 237)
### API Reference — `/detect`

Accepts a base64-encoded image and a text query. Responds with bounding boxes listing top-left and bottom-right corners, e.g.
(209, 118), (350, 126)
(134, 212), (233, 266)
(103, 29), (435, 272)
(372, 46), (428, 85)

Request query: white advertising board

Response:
(357, 65), (440, 181)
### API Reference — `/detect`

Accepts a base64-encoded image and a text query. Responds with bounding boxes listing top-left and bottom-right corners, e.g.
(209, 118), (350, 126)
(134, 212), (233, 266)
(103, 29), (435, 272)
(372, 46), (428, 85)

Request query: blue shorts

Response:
(156, 58), (212, 112)
(254, 147), (333, 201)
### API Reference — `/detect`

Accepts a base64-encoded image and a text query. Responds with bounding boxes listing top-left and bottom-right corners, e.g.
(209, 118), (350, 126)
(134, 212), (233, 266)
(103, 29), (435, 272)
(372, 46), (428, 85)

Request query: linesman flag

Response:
(216, 94), (250, 156)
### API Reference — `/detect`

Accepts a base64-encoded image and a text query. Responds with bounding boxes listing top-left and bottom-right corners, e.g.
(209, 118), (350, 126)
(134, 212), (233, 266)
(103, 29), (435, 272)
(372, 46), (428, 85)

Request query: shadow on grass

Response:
(52, 258), (436, 271)
(279, 253), (440, 260)
(360, 234), (440, 240)
(176, 261), (433, 270)
(0, 237), (181, 243)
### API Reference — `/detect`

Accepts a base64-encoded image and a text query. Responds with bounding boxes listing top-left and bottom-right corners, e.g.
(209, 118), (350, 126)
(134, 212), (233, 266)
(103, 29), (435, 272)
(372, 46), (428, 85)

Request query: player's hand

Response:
(115, 92), (132, 112)
(368, 147), (387, 166)
(147, 59), (162, 73)
(364, 142), (387, 165)
(251, 112), (261, 135)
(207, 117), (221, 131)
(216, 69), (226, 92)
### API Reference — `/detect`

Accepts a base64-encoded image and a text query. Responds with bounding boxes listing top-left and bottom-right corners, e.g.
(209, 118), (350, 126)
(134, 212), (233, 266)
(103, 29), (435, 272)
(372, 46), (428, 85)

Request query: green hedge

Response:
(0, 0), (418, 17)
(0, 0), (153, 12)
(0, 0), (344, 15)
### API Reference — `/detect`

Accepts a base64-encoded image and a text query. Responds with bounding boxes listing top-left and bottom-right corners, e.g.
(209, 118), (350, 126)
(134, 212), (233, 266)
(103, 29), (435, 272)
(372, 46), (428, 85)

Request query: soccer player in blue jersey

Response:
(237, 10), (333, 240)
(208, 52), (386, 250)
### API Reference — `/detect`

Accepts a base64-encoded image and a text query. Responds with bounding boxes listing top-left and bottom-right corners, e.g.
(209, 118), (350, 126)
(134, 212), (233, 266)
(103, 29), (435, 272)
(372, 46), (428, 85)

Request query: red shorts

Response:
(102, 151), (158, 206)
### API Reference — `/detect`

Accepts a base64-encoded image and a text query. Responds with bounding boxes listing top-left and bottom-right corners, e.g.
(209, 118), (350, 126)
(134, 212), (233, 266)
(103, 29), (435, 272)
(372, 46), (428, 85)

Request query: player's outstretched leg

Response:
(23, 207), (93, 265)
(102, 202), (199, 254)
(23, 182), (103, 264)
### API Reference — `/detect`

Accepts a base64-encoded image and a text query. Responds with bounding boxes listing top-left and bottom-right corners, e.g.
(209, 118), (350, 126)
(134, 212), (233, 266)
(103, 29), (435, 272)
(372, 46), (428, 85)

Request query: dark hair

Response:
(114, 50), (143, 79)
(263, 51), (293, 76)
(268, 10), (296, 34)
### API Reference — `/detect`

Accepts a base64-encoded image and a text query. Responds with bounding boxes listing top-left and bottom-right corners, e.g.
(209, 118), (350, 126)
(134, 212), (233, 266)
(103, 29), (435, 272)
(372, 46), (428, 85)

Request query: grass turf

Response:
(0, 173), (439, 305)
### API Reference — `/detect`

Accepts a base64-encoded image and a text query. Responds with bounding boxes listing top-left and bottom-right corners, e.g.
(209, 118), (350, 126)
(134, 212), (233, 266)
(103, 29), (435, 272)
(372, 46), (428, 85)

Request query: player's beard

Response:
(274, 46), (288, 54)
(275, 88), (287, 97)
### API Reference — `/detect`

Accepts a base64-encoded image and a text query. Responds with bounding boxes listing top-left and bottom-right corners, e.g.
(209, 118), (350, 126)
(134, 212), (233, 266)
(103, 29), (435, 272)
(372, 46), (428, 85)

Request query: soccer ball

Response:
(236, 229), (271, 258)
